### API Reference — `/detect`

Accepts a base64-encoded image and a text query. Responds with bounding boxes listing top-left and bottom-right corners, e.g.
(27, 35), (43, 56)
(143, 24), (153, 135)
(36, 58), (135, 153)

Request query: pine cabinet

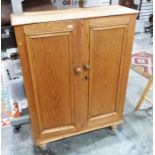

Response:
(12, 5), (138, 147)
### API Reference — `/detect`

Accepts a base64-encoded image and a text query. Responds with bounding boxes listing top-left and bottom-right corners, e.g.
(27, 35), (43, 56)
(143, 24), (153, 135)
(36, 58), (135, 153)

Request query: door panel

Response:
(89, 20), (128, 125)
(25, 22), (76, 136)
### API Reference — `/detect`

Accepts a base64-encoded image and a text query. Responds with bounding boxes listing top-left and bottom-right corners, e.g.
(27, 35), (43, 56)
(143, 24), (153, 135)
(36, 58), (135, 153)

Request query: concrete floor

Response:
(1, 108), (153, 155)
(1, 24), (153, 154)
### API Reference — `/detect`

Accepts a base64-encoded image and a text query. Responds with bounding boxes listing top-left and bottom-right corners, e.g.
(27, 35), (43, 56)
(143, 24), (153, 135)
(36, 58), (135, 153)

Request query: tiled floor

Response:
(1, 22), (153, 155)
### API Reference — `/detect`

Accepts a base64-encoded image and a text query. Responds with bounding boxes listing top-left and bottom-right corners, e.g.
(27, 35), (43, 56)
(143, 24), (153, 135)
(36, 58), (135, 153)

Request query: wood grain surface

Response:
(11, 5), (138, 26)
(13, 7), (137, 147)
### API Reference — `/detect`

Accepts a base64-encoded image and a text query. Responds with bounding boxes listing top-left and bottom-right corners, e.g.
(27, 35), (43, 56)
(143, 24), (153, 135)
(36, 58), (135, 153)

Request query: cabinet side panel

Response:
(14, 26), (40, 140)
(116, 15), (137, 117)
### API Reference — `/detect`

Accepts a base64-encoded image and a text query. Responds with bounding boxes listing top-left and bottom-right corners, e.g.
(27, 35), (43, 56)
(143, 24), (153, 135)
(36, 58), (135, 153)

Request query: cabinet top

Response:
(11, 5), (138, 26)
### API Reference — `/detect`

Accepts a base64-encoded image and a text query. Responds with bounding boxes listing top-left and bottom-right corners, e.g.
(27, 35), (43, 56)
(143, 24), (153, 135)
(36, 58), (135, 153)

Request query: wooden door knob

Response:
(75, 67), (82, 74)
(83, 64), (90, 70)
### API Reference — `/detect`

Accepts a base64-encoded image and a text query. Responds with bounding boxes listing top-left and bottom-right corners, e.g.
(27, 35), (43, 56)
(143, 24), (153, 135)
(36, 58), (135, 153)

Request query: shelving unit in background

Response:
(138, 0), (153, 35)
(138, 0), (153, 20)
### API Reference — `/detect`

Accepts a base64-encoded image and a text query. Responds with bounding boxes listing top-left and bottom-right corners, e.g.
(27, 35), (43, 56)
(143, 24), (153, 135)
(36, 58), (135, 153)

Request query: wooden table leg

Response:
(135, 77), (153, 111)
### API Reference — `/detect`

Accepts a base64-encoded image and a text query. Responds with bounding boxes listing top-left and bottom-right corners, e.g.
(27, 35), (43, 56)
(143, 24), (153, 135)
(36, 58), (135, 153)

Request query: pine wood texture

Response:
(13, 6), (137, 147)
(26, 30), (75, 134)
(89, 23), (126, 120)
(11, 5), (138, 26)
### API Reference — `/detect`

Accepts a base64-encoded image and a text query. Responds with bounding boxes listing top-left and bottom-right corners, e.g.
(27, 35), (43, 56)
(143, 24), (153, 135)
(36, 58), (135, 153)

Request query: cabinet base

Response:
(35, 120), (123, 147)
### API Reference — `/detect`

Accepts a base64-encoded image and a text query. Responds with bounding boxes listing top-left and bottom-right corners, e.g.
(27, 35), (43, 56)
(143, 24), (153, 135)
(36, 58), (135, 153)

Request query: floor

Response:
(1, 21), (153, 155)
(1, 108), (153, 155)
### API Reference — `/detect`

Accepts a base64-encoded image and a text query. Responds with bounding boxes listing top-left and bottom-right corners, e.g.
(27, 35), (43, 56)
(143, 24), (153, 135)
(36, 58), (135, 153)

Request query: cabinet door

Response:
(24, 21), (78, 137)
(88, 16), (131, 127)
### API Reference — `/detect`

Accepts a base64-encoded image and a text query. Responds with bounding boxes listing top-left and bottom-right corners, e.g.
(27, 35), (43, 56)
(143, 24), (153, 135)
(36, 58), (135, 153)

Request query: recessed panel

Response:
(89, 26), (125, 119)
(28, 34), (73, 130)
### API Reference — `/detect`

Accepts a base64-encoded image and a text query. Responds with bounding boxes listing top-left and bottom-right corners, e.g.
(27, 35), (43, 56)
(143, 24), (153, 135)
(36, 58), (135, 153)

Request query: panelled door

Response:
(87, 16), (130, 127)
(24, 21), (80, 137)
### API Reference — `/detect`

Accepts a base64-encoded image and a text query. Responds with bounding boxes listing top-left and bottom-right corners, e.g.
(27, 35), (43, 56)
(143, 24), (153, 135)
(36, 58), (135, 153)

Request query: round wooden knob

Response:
(84, 64), (90, 70)
(75, 67), (82, 74)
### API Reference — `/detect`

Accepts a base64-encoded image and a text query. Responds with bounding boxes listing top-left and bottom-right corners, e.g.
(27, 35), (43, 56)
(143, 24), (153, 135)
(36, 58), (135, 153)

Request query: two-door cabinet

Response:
(11, 5), (138, 148)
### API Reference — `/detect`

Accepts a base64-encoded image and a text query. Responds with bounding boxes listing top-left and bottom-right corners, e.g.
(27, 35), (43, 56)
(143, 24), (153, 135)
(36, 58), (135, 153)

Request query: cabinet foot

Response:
(111, 125), (118, 131)
(34, 144), (48, 154)
(39, 144), (47, 150)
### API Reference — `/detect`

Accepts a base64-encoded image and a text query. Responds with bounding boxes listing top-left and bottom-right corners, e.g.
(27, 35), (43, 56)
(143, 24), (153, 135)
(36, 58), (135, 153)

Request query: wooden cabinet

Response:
(12, 5), (138, 147)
